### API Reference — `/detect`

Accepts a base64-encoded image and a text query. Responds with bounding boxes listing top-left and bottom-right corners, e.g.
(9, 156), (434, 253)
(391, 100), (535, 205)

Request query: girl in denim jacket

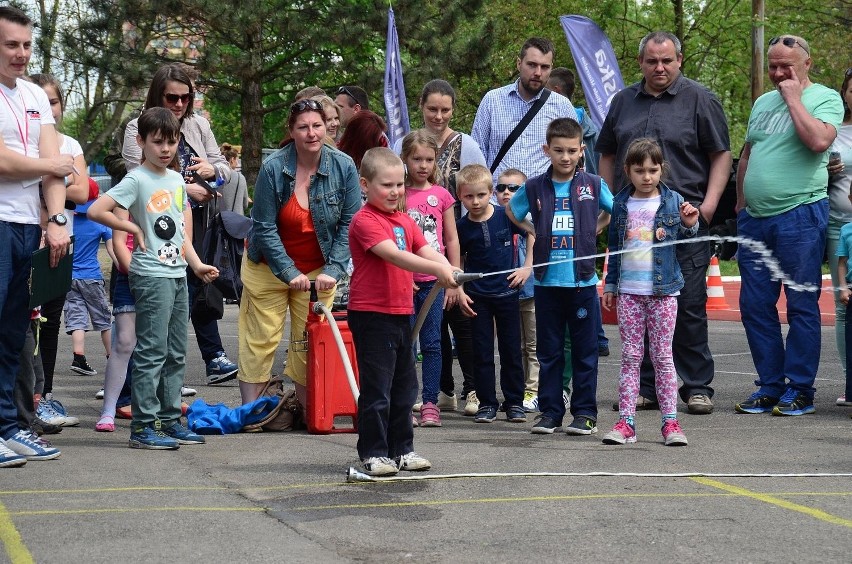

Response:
(601, 138), (699, 446)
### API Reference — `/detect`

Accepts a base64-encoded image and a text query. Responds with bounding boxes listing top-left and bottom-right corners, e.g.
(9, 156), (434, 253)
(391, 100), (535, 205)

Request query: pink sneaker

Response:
(95, 415), (115, 432)
(602, 419), (636, 444)
(662, 419), (688, 446)
(419, 402), (442, 427)
(836, 395), (852, 407)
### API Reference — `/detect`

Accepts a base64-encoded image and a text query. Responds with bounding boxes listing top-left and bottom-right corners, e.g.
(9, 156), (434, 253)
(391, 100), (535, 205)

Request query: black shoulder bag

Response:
(489, 89), (552, 174)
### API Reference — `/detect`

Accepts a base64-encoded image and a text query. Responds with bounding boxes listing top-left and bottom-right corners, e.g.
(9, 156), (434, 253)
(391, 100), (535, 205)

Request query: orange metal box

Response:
(305, 311), (359, 434)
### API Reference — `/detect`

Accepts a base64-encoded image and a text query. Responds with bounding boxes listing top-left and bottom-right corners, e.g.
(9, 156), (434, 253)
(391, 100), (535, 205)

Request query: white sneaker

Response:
(361, 456), (398, 477)
(181, 386), (197, 397)
(6, 430), (61, 460)
(37, 397), (79, 427)
(523, 391), (539, 412)
(95, 388), (105, 399)
(395, 451), (431, 471)
(0, 440), (27, 467)
(436, 391), (457, 411)
(463, 391), (479, 416)
(412, 402), (422, 413)
(836, 394), (852, 407)
(563, 389), (571, 410)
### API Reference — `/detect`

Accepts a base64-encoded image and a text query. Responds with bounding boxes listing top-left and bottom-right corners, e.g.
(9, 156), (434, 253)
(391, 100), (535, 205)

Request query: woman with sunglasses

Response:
(237, 99), (361, 408)
(392, 79), (487, 416)
(123, 63), (240, 387)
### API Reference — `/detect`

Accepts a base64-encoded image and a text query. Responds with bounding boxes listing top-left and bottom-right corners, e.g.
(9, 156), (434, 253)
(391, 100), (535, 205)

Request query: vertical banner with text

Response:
(384, 7), (410, 147)
(559, 15), (625, 130)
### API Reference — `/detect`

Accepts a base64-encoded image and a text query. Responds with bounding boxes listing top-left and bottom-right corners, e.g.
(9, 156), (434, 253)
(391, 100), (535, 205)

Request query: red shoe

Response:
(115, 405), (132, 420)
(181, 401), (189, 416)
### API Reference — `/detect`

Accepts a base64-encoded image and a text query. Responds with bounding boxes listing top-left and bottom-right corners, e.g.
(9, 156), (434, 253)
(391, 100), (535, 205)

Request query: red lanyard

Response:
(0, 86), (29, 156)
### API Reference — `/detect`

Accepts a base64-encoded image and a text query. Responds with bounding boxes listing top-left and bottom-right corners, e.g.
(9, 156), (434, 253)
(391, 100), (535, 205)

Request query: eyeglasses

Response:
(290, 99), (323, 114)
(336, 86), (358, 103)
(164, 93), (191, 104)
(769, 36), (810, 56)
(495, 183), (521, 193)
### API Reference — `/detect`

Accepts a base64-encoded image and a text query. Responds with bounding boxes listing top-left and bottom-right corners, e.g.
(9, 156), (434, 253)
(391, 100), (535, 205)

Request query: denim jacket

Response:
(247, 143), (361, 284)
(604, 182), (698, 296)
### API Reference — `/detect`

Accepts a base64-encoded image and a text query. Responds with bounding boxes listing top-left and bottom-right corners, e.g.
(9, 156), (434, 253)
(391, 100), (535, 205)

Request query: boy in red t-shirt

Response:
(348, 148), (459, 477)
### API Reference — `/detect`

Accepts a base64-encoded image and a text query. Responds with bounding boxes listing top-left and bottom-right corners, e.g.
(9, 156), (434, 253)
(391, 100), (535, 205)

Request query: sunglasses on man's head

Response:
(768, 36), (810, 55)
(496, 183), (520, 193)
(164, 93), (191, 104)
(290, 99), (323, 114)
(337, 86), (358, 103)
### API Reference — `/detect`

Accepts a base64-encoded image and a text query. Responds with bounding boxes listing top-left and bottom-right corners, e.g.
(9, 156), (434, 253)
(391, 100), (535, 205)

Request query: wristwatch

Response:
(48, 213), (68, 226)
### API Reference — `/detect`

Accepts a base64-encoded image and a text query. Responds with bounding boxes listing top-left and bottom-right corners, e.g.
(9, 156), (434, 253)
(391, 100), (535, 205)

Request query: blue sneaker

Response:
(474, 406), (497, 423)
(0, 440), (27, 467)
(129, 425), (180, 450)
(772, 388), (815, 416)
(206, 352), (238, 385)
(162, 422), (206, 444)
(6, 430), (61, 460)
(735, 391), (779, 414)
(505, 405), (527, 423)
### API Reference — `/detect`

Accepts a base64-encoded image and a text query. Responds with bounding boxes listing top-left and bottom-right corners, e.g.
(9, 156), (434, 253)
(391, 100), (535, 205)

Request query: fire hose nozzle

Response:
(453, 271), (483, 284)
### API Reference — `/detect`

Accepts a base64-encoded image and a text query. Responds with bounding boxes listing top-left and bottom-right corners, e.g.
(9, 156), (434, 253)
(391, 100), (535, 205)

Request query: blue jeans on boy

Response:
(349, 311), (416, 460)
(469, 292), (525, 409)
(0, 222), (41, 440)
(128, 274), (189, 428)
(737, 200), (827, 399)
(535, 285), (600, 423)
(412, 281), (443, 405)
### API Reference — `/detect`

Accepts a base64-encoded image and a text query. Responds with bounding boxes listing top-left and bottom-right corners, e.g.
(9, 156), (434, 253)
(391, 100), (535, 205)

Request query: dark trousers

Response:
(535, 285), (600, 422)
(640, 231), (714, 402)
(440, 305), (475, 399)
(39, 293), (65, 395)
(187, 277), (226, 362)
(349, 311), (416, 460)
(15, 324), (39, 429)
(469, 292), (524, 409)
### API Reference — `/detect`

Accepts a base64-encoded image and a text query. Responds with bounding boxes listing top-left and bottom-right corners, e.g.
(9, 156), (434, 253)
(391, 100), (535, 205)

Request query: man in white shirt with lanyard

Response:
(0, 5), (73, 467)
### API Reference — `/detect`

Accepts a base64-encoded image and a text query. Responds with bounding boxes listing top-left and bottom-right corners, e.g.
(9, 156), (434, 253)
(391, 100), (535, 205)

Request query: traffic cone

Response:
(600, 248), (618, 324)
(705, 255), (730, 310)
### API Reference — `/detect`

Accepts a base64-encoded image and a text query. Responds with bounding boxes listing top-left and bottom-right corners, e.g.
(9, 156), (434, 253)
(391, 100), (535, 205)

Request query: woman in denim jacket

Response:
(238, 99), (361, 407)
(601, 138), (699, 447)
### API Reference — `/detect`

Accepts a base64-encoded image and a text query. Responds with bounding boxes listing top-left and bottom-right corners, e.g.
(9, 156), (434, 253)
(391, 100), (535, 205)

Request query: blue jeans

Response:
(469, 292), (525, 409)
(349, 311), (416, 460)
(128, 274), (189, 427)
(737, 200), (827, 399)
(0, 222), (41, 439)
(411, 281), (443, 405)
(535, 285), (600, 422)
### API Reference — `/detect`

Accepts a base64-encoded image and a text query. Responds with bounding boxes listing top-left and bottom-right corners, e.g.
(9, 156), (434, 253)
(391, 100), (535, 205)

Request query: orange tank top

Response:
(277, 195), (325, 274)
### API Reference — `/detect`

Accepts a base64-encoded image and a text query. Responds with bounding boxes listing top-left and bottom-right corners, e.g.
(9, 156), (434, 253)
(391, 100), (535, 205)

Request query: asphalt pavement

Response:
(1, 304), (850, 563)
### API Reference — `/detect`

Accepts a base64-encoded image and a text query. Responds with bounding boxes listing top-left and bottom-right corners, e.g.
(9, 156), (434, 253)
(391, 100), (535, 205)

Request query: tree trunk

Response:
(240, 76), (263, 188)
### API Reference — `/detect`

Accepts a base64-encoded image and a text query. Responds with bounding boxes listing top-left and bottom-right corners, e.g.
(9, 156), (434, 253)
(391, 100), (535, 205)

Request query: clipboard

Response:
(29, 237), (74, 309)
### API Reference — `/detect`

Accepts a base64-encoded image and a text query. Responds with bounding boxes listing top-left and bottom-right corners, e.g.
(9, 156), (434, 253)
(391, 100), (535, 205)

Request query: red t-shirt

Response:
(348, 203), (428, 315)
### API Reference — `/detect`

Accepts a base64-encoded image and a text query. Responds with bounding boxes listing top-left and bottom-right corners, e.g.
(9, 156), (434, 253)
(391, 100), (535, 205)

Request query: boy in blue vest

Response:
(506, 118), (613, 435)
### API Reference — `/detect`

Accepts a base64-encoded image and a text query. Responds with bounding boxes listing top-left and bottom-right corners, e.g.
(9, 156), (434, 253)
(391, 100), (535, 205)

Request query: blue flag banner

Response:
(384, 7), (410, 147)
(559, 15), (625, 130)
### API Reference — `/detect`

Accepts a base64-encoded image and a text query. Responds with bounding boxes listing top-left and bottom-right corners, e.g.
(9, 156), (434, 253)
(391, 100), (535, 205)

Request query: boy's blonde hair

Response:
(455, 164), (493, 196)
(360, 147), (403, 181)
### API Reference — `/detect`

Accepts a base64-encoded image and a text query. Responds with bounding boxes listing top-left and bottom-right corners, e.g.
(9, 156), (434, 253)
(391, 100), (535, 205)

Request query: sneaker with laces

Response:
(129, 425), (180, 450)
(70, 354), (97, 376)
(565, 416), (598, 435)
(206, 352), (238, 385)
(772, 388), (815, 416)
(474, 405), (497, 423)
(837, 394), (852, 407)
(463, 391), (479, 416)
(505, 405), (527, 423)
(0, 440), (27, 468)
(162, 422), (206, 444)
(395, 451), (432, 471)
(361, 456), (398, 476)
(531, 415), (562, 434)
(687, 394), (714, 414)
(419, 402), (442, 427)
(735, 391), (780, 414)
(95, 387), (105, 399)
(523, 391), (539, 412)
(32, 417), (62, 436)
(436, 391), (457, 411)
(37, 397), (79, 427)
(662, 419), (688, 446)
(563, 389), (571, 411)
(181, 385), (197, 397)
(602, 419), (636, 444)
(6, 430), (61, 460)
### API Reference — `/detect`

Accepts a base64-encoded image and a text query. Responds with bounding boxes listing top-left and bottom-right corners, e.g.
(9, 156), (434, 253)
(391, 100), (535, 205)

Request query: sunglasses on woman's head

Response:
(291, 99), (323, 114)
(768, 36), (810, 55)
(164, 93), (191, 104)
(496, 183), (520, 193)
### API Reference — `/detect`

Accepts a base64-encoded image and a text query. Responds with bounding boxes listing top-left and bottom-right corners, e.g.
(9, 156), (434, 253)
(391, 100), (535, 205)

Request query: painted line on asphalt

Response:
(0, 498), (34, 564)
(8, 506), (267, 517)
(0, 482), (343, 496)
(691, 477), (852, 528)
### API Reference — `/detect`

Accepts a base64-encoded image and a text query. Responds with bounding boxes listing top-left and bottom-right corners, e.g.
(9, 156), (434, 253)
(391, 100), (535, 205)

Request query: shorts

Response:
(112, 272), (136, 315)
(64, 279), (112, 332)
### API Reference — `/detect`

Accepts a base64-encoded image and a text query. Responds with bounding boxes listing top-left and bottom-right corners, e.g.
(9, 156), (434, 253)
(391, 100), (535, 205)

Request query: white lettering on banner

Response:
(595, 49), (620, 106)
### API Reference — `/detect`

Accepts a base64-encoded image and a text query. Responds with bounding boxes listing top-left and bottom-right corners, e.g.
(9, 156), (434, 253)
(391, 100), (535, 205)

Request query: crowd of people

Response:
(0, 3), (848, 473)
